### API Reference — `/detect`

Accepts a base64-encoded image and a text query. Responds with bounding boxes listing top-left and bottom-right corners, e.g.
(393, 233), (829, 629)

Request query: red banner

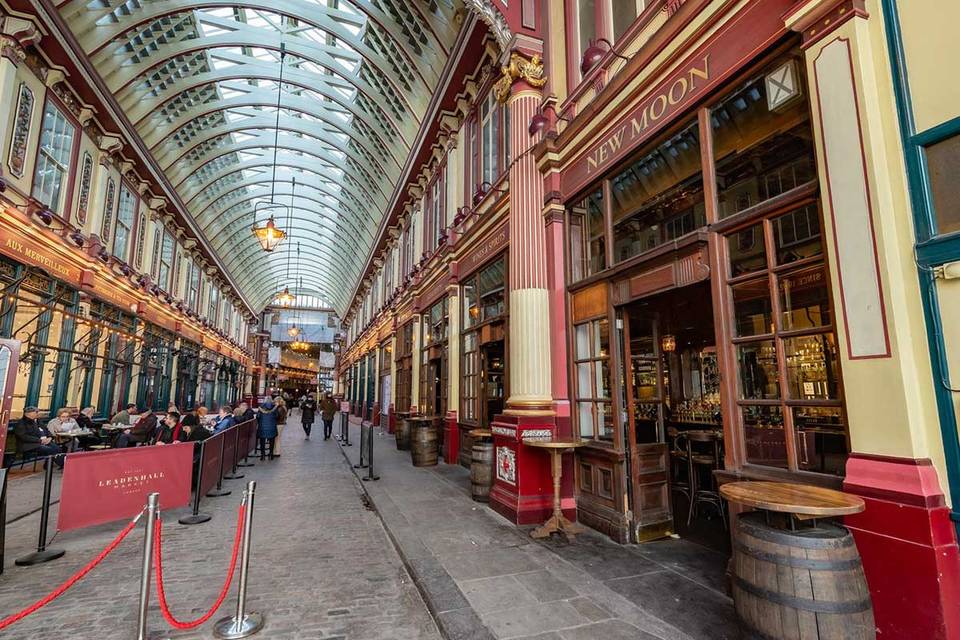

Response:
(199, 431), (225, 496)
(58, 444), (194, 532)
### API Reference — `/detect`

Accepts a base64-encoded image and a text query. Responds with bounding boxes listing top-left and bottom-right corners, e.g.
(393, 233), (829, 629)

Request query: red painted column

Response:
(489, 54), (567, 526)
(843, 455), (960, 639)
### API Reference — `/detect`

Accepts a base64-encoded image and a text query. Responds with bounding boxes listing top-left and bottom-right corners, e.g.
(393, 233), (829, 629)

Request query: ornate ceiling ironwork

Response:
(58, 0), (465, 313)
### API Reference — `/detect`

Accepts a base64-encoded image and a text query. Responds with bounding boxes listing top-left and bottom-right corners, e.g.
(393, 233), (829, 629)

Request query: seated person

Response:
(74, 406), (103, 448)
(156, 412), (179, 445)
(115, 412), (158, 448)
(181, 415), (211, 442)
(178, 408), (199, 442)
(196, 406), (210, 426)
(213, 405), (235, 433)
(46, 408), (80, 452)
(14, 407), (63, 467)
(239, 402), (255, 423)
(110, 403), (138, 426)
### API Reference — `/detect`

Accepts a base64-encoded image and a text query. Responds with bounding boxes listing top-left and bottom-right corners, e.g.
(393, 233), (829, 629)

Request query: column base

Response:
(488, 412), (577, 526)
(444, 412), (459, 464)
(843, 454), (960, 640)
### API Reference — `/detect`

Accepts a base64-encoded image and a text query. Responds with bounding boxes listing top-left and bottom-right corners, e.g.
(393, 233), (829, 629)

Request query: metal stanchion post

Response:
(180, 441), (212, 525)
(207, 434), (232, 497)
(15, 458), (65, 566)
(343, 413), (352, 447)
(363, 424), (379, 482)
(136, 493), (167, 640)
(214, 481), (264, 639)
(0, 468), (7, 574)
(353, 422), (368, 469)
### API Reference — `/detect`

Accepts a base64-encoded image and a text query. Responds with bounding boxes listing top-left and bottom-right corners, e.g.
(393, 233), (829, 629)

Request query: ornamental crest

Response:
(494, 52), (547, 103)
(77, 152), (93, 224)
(496, 446), (516, 485)
(8, 83), (34, 178)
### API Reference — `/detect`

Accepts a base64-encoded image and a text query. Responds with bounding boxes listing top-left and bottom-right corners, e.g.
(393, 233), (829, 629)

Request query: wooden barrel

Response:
(732, 512), (875, 640)
(395, 418), (411, 451)
(470, 440), (493, 502)
(410, 420), (438, 467)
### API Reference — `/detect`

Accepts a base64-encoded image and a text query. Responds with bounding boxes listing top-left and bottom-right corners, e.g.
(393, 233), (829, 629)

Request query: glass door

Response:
(0, 339), (21, 455)
(619, 308), (673, 542)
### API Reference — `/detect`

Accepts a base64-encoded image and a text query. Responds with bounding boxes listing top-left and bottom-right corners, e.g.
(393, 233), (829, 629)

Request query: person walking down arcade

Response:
(257, 398), (279, 460)
(300, 393), (317, 440)
(320, 393), (337, 440)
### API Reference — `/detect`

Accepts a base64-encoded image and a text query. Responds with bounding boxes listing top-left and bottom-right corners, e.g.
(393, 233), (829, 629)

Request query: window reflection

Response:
(794, 406), (848, 475)
(569, 189), (606, 281)
(742, 405), (787, 468)
(610, 121), (705, 263)
(737, 341), (779, 400)
(783, 334), (839, 400)
(712, 64), (816, 219)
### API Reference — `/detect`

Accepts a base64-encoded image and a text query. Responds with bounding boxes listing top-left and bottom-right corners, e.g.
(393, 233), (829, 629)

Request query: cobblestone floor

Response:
(338, 418), (739, 640)
(0, 411), (440, 640)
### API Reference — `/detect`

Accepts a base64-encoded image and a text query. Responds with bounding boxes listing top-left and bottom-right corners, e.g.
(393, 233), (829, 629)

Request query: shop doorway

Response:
(480, 340), (505, 427)
(619, 281), (727, 550)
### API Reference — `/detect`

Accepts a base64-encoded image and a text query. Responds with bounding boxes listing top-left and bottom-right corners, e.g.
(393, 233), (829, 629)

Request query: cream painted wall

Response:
(896, 0), (960, 132)
(802, 6), (948, 499)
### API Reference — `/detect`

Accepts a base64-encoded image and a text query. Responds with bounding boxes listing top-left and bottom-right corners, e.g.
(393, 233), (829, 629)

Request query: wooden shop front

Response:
(556, 3), (848, 546)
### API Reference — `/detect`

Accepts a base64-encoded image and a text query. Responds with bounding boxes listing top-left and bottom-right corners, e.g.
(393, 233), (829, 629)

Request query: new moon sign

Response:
(57, 444), (194, 531)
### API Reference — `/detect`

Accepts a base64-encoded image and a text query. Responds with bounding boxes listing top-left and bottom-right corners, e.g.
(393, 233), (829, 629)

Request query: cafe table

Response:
(524, 438), (587, 540)
(719, 481), (874, 640)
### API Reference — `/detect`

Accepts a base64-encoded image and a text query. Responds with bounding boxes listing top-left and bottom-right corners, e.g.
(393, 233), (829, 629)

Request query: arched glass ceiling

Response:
(59, 0), (464, 314)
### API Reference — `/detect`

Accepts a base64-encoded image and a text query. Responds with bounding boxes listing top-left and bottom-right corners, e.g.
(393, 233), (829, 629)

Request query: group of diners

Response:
(9, 400), (272, 469)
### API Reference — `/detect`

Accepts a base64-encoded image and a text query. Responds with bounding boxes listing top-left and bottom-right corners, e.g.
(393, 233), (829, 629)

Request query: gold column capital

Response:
(494, 52), (547, 104)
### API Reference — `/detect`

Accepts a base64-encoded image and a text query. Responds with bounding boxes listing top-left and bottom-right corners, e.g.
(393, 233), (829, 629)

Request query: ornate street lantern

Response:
(252, 216), (286, 252)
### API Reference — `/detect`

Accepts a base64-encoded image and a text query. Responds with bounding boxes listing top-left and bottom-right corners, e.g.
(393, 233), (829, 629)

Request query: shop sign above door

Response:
(560, 0), (792, 196)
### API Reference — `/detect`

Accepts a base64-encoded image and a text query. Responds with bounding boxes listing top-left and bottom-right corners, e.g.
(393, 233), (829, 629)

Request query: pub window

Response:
(574, 318), (613, 441)
(576, 0), (597, 79)
(461, 331), (479, 422)
(113, 183), (139, 263)
(460, 256), (508, 426)
(610, 119), (705, 264)
(475, 92), (510, 193)
(612, 1), (646, 40)
(223, 299), (232, 335)
(187, 260), (200, 311)
(32, 100), (76, 216)
(712, 58), (816, 219)
(427, 169), (446, 250)
(209, 285), (220, 325)
(727, 203), (847, 475)
(924, 133), (960, 236)
(394, 321), (415, 412)
(156, 231), (175, 291)
(568, 188), (606, 281)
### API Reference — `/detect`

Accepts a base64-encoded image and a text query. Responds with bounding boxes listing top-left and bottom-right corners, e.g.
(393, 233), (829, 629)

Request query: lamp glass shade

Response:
(580, 42), (606, 75)
(277, 287), (295, 307)
(287, 324), (300, 337)
(252, 216), (286, 252)
(528, 113), (549, 137)
(661, 334), (677, 353)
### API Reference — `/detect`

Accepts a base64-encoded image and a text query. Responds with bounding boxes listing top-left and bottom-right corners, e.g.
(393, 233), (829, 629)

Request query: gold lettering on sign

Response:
(4, 238), (72, 279)
(468, 228), (508, 269)
(585, 55), (711, 176)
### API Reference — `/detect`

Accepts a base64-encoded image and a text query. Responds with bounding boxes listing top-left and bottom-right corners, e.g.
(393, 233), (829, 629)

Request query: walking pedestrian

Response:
(300, 393), (317, 440)
(257, 398), (279, 460)
(320, 393), (337, 440)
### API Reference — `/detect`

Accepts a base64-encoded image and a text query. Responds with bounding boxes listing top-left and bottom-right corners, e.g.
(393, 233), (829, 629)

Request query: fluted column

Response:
(505, 80), (552, 414)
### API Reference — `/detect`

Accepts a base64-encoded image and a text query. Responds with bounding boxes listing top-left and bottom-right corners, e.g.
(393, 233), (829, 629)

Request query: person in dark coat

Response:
(256, 399), (279, 460)
(156, 412), (179, 444)
(300, 393), (317, 440)
(320, 394), (337, 440)
(116, 413), (158, 448)
(239, 402), (255, 423)
(13, 407), (63, 467)
(213, 405), (235, 433)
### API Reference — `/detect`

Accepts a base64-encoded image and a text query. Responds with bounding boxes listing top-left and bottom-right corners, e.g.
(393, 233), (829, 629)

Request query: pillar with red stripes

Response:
(489, 50), (565, 525)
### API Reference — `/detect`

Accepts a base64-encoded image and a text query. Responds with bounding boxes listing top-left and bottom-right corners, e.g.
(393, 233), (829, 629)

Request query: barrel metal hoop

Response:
(732, 576), (872, 614)
(738, 515), (854, 550)
(734, 542), (863, 571)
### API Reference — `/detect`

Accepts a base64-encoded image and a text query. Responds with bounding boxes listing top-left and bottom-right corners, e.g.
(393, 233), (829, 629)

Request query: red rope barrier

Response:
(0, 514), (141, 631)
(153, 503), (245, 630)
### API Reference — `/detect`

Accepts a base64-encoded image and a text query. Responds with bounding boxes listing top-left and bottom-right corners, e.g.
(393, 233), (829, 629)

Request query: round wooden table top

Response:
(469, 429), (492, 438)
(523, 439), (588, 450)
(720, 481), (865, 517)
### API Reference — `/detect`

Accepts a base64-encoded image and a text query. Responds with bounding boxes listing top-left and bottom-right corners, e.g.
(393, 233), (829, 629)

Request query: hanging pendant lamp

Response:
(252, 42), (289, 253)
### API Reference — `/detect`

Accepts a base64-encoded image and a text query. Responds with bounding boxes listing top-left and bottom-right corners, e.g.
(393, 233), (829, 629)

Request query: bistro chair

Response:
(667, 426), (691, 501)
(685, 430), (726, 528)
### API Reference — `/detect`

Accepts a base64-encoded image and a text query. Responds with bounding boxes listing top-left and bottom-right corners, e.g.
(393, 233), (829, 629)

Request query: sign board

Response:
(58, 444), (193, 531)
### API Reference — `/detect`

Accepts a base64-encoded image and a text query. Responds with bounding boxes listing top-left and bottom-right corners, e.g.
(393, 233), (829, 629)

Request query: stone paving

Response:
(338, 418), (740, 640)
(0, 410), (440, 640)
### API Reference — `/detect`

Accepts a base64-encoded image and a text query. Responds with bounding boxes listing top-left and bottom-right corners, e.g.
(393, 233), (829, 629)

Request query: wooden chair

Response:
(667, 426), (691, 501)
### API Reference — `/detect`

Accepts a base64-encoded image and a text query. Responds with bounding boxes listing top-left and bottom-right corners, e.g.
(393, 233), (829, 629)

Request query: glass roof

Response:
(59, 0), (463, 313)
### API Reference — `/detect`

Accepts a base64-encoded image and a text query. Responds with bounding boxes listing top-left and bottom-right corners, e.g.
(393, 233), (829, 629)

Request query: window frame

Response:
(113, 181), (140, 264)
(31, 96), (79, 219)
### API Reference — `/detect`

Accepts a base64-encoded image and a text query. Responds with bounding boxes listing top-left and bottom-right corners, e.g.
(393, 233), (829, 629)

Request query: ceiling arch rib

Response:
(58, 0), (463, 315)
(163, 129), (393, 188)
